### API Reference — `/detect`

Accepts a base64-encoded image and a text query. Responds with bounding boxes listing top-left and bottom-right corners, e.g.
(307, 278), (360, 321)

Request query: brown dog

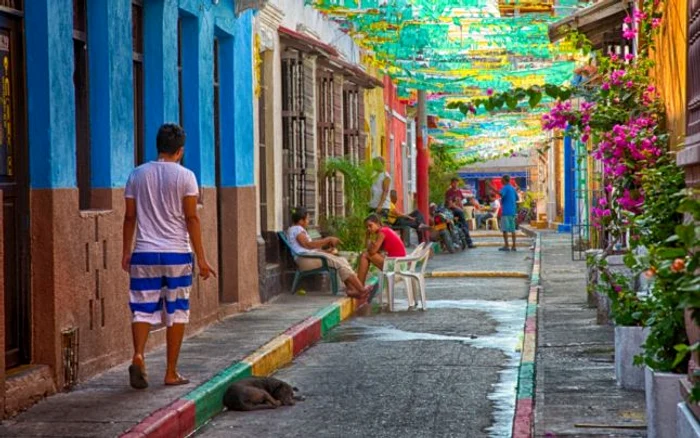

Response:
(223, 377), (304, 411)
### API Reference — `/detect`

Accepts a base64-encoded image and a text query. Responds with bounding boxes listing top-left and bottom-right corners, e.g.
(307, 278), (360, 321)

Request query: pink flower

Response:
(652, 18), (662, 28)
(624, 15), (633, 24)
(646, 85), (656, 93)
(601, 82), (610, 91)
(626, 81), (634, 88)
(486, 88), (494, 96)
(625, 53), (635, 61)
(622, 24), (637, 40)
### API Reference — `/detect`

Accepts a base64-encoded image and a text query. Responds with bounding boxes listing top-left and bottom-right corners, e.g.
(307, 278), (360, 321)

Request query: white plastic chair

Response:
(379, 243), (431, 311)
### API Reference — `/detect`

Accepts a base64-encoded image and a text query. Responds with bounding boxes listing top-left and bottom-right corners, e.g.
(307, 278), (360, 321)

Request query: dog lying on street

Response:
(223, 377), (304, 411)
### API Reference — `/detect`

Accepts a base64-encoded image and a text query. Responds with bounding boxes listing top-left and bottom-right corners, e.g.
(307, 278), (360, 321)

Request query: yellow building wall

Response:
(362, 55), (386, 161)
(650, 0), (687, 150)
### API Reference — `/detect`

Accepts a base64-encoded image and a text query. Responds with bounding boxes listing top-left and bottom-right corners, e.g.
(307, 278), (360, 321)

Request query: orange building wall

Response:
(383, 77), (408, 210)
(650, 0), (687, 149)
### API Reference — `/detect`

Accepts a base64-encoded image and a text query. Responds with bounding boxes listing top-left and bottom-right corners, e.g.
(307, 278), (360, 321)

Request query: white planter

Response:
(678, 402), (700, 438)
(645, 366), (684, 438)
(614, 326), (649, 390)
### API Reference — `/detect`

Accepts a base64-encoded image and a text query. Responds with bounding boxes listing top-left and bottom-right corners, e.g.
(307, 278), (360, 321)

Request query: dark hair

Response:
(502, 174), (511, 183)
(291, 207), (308, 224)
(451, 177), (460, 183)
(157, 123), (186, 155)
(365, 213), (382, 225)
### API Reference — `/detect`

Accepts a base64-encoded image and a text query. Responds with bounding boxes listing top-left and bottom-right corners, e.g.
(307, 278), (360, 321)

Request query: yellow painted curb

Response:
(426, 271), (530, 279)
(473, 242), (531, 247)
(522, 338), (536, 362)
(339, 298), (355, 320)
(244, 334), (294, 377)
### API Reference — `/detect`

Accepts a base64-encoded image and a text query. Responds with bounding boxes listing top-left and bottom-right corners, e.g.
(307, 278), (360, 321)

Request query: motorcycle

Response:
(429, 205), (464, 253)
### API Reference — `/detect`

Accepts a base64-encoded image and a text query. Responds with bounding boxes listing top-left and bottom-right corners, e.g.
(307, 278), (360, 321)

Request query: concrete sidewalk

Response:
(534, 233), (647, 437)
(0, 293), (354, 437)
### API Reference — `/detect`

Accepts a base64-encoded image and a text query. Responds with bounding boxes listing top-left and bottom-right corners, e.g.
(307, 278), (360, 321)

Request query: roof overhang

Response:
(548, 0), (632, 49)
(280, 26), (383, 89)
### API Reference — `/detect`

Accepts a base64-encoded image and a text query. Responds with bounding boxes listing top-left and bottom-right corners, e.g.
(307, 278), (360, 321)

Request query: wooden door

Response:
(0, 12), (29, 369)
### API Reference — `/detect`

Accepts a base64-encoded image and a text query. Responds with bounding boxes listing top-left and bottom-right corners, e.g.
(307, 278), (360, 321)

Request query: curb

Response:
(120, 296), (363, 438)
(512, 232), (541, 438)
(425, 271), (530, 279)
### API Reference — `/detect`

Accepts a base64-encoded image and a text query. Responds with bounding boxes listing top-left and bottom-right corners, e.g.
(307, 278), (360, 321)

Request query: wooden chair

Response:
(277, 231), (339, 295)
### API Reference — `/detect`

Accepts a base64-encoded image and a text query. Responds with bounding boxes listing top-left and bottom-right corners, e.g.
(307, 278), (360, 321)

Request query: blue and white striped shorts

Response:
(129, 252), (193, 327)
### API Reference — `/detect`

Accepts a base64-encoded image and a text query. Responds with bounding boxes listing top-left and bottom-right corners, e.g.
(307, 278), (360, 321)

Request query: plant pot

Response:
(677, 401), (700, 438)
(615, 326), (649, 390)
(684, 309), (700, 422)
(645, 366), (684, 438)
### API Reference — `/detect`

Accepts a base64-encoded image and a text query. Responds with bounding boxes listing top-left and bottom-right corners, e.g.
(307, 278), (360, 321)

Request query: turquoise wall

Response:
(25, 0), (256, 190)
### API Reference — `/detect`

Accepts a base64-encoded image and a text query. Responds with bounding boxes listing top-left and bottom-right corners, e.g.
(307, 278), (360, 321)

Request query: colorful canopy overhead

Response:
(307, 0), (590, 161)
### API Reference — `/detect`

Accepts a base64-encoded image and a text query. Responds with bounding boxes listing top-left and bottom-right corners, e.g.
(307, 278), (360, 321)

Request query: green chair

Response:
(277, 231), (339, 295)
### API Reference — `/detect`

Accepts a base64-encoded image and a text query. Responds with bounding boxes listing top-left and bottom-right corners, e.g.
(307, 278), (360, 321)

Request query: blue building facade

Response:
(0, 0), (260, 411)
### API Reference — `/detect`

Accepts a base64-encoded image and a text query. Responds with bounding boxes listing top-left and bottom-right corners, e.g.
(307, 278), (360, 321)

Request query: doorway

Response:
(0, 13), (29, 369)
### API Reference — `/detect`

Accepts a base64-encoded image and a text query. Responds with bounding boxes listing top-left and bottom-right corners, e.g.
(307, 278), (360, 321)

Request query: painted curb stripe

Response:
(285, 317), (323, 357)
(122, 399), (196, 438)
(243, 335), (294, 377)
(512, 234), (541, 438)
(184, 362), (251, 429)
(314, 303), (342, 335)
(426, 271), (530, 278)
(513, 399), (534, 437)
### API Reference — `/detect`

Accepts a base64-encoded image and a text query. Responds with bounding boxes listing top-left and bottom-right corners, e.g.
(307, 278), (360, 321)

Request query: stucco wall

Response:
(19, 0), (258, 395)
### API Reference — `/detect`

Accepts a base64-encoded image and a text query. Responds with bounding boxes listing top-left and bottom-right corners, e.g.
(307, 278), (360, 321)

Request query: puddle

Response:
(326, 299), (526, 437)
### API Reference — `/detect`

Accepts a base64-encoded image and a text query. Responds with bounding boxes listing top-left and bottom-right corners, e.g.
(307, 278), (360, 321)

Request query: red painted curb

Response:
(285, 317), (323, 357)
(512, 398), (534, 437)
(123, 399), (195, 438)
(524, 318), (536, 333)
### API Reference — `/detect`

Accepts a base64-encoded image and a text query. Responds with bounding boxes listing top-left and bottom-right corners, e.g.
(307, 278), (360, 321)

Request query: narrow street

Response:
(196, 232), (534, 438)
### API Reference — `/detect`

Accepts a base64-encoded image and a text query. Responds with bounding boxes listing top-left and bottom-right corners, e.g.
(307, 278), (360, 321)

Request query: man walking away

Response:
(122, 123), (217, 390)
(498, 175), (518, 252)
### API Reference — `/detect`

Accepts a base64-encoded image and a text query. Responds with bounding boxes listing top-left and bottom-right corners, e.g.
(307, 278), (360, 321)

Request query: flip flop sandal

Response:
(367, 282), (380, 303)
(164, 374), (190, 386)
(129, 364), (149, 390)
(498, 247), (510, 252)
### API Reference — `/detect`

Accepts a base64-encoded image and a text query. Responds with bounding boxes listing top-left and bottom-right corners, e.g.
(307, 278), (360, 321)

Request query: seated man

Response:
(474, 196), (494, 229)
(287, 207), (377, 299)
(387, 190), (429, 244)
(444, 178), (475, 248)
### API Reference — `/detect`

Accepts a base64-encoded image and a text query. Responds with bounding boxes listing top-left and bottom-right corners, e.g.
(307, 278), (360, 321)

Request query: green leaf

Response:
(528, 92), (542, 108)
(558, 88), (572, 101)
(544, 84), (559, 99)
(675, 224), (695, 247)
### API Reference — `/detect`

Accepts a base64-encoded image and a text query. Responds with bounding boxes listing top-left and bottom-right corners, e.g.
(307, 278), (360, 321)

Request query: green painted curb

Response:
(184, 362), (252, 428)
(314, 304), (341, 335)
(526, 303), (537, 317)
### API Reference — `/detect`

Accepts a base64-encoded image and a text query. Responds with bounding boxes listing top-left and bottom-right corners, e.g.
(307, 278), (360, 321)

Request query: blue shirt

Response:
(500, 185), (517, 216)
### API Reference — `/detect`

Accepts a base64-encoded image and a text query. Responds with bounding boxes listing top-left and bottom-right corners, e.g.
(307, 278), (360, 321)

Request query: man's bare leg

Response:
(511, 232), (517, 251)
(132, 322), (150, 371)
(503, 232), (509, 249)
(164, 323), (187, 384)
(344, 275), (370, 298)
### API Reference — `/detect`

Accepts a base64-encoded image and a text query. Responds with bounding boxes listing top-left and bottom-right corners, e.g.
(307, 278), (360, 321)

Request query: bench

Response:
(277, 231), (339, 295)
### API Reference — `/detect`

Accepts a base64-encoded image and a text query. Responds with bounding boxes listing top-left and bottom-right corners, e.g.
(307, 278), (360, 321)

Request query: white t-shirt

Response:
(369, 172), (391, 209)
(490, 199), (501, 214)
(287, 225), (311, 257)
(125, 161), (199, 253)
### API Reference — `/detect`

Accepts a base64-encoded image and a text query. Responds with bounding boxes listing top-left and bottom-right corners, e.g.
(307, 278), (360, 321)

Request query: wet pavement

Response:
(196, 236), (535, 438)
